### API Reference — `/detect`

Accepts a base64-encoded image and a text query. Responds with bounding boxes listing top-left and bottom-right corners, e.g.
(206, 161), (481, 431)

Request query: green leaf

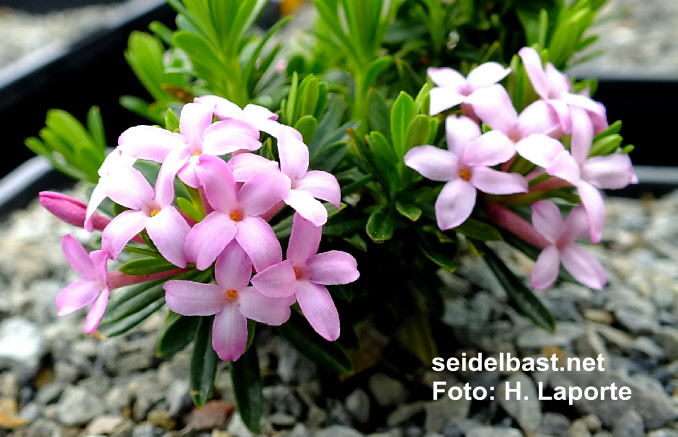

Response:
(404, 114), (431, 154)
(390, 91), (415, 159)
(367, 89), (390, 136)
(118, 258), (179, 276)
(177, 197), (204, 223)
(395, 201), (422, 222)
(366, 205), (396, 242)
(165, 108), (180, 132)
(343, 233), (368, 252)
(86, 106), (107, 153)
(415, 225), (456, 272)
(309, 141), (350, 173)
(231, 343), (264, 432)
(294, 115), (318, 144)
(478, 242), (556, 332)
(454, 218), (502, 241)
(363, 55), (392, 89)
(278, 311), (353, 374)
(190, 316), (219, 407)
(399, 311), (438, 365)
(157, 315), (199, 357)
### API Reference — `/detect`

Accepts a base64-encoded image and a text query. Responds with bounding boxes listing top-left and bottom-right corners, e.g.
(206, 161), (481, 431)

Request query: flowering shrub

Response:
(29, 0), (636, 430)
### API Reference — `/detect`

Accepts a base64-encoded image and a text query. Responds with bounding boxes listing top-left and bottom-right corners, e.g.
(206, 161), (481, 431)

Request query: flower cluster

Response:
(46, 96), (359, 361)
(406, 47), (636, 291)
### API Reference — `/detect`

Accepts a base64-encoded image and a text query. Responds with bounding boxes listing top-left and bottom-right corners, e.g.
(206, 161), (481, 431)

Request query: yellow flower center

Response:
(230, 210), (242, 222)
(193, 151), (201, 156)
(226, 289), (238, 300)
(459, 169), (471, 181)
(293, 267), (300, 278)
(150, 209), (160, 217)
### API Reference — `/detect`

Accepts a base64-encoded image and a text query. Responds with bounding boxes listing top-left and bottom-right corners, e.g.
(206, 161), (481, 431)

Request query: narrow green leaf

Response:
(309, 141), (349, 173)
(404, 114), (431, 155)
(343, 233), (368, 252)
(86, 106), (107, 153)
(231, 343), (264, 432)
(399, 311), (438, 365)
(366, 205), (396, 242)
(118, 258), (179, 276)
(278, 311), (353, 374)
(390, 91), (415, 159)
(454, 218), (502, 241)
(190, 316), (218, 407)
(165, 108), (180, 132)
(363, 55), (392, 90)
(157, 315), (199, 357)
(294, 115), (318, 145)
(367, 89), (390, 136)
(478, 242), (556, 332)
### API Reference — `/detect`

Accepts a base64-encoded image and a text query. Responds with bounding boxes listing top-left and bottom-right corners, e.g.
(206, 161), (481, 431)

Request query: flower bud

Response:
(39, 191), (110, 231)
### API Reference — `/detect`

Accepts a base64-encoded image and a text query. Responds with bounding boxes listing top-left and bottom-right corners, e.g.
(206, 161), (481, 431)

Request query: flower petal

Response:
(164, 280), (224, 315)
(89, 250), (110, 286)
(278, 127), (309, 180)
(196, 95), (241, 119)
(239, 286), (292, 325)
(581, 153), (635, 189)
(404, 145), (458, 182)
(470, 167), (528, 195)
(201, 119), (262, 155)
(435, 179), (476, 230)
(84, 287), (109, 335)
(212, 305), (248, 361)
(102, 210), (149, 259)
(575, 183), (605, 243)
(308, 251), (359, 285)
(284, 189), (328, 227)
(462, 130), (516, 167)
(296, 280), (340, 341)
(118, 126), (187, 162)
(85, 183), (108, 233)
(518, 47), (550, 99)
(294, 171), (341, 208)
(235, 216), (282, 272)
(560, 244), (607, 290)
(515, 134), (566, 168)
(155, 148), (191, 207)
(287, 213), (321, 266)
(466, 62), (511, 89)
(239, 169), (291, 216)
(179, 102), (214, 150)
(465, 85), (518, 133)
(516, 100), (559, 137)
(229, 152), (279, 182)
(184, 212), (237, 270)
(427, 67), (466, 89)
(545, 150), (581, 185)
(570, 107), (594, 164)
(428, 87), (466, 116)
(56, 279), (102, 316)
(146, 207), (190, 268)
(99, 165), (155, 211)
(531, 200), (564, 244)
(195, 154), (238, 213)
(445, 115), (482, 157)
(215, 241), (253, 291)
(61, 234), (94, 279)
(251, 260), (297, 298)
(531, 245), (561, 290)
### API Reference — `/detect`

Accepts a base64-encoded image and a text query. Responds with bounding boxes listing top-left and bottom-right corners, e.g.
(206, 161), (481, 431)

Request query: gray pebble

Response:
(56, 386), (105, 426)
(316, 425), (365, 437)
(612, 409), (644, 437)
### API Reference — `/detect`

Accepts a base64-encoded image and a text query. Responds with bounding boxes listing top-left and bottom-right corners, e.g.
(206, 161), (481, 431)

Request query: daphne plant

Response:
(29, 0), (635, 432)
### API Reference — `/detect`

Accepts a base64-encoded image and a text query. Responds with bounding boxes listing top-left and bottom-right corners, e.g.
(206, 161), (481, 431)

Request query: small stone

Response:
(289, 423), (311, 437)
(516, 323), (584, 351)
(225, 412), (254, 437)
(345, 388), (370, 424)
(612, 410), (644, 437)
(56, 386), (105, 426)
(583, 309), (614, 325)
(277, 342), (316, 384)
(498, 373), (541, 434)
(659, 326), (678, 361)
(166, 380), (192, 417)
(648, 431), (678, 437)
(184, 400), (234, 431)
(369, 373), (409, 407)
(132, 422), (162, 437)
(306, 404), (326, 429)
(85, 415), (126, 435)
(269, 412), (296, 428)
(0, 317), (45, 378)
(23, 419), (63, 437)
(386, 402), (425, 427)
(35, 383), (64, 406)
(423, 392), (471, 433)
(147, 410), (176, 431)
(540, 412), (571, 435)
(568, 420), (592, 437)
(466, 426), (522, 437)
(316, 425), (364, 437)
(18, 402), (42, 424)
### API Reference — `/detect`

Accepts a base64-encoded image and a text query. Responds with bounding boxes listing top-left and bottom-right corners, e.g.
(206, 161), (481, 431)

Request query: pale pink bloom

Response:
(56, 234), (111, 334)
(195, 95), (298, 140)
(100, 162), (190, 267)
(184, 154), (289, 272)
(518, 47), (607, 133)
(517, 107), (636, 243)
(85, 149), (136, 232)
(251, 214), (359, 341)
(530, 201), (606, 290)
(165, 241), (293, 361)
(428, 63), (511, 116)
(118, 102), (261, 187)
(404, 115), (528, 230)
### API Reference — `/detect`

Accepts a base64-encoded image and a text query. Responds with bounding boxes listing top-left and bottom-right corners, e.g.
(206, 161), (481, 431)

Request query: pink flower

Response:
(164, 241), (293, 361)
(518, 47), (607, 133)
(404, 115), (528, 230)
(251, 214), (359, 341)
(530, 201), (606, 290)
(428, 63), (511, 116)
(517, 107), (636, 243)
(118, 102), (261, 187)
(100, 162), (190, 267)
(184, 154), (289, 272)
(56, 234), (111, 334)
(85, 149), (136, 232)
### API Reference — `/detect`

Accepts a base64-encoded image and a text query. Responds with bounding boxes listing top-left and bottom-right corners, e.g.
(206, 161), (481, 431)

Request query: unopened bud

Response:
(39, 191), (111, 231)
